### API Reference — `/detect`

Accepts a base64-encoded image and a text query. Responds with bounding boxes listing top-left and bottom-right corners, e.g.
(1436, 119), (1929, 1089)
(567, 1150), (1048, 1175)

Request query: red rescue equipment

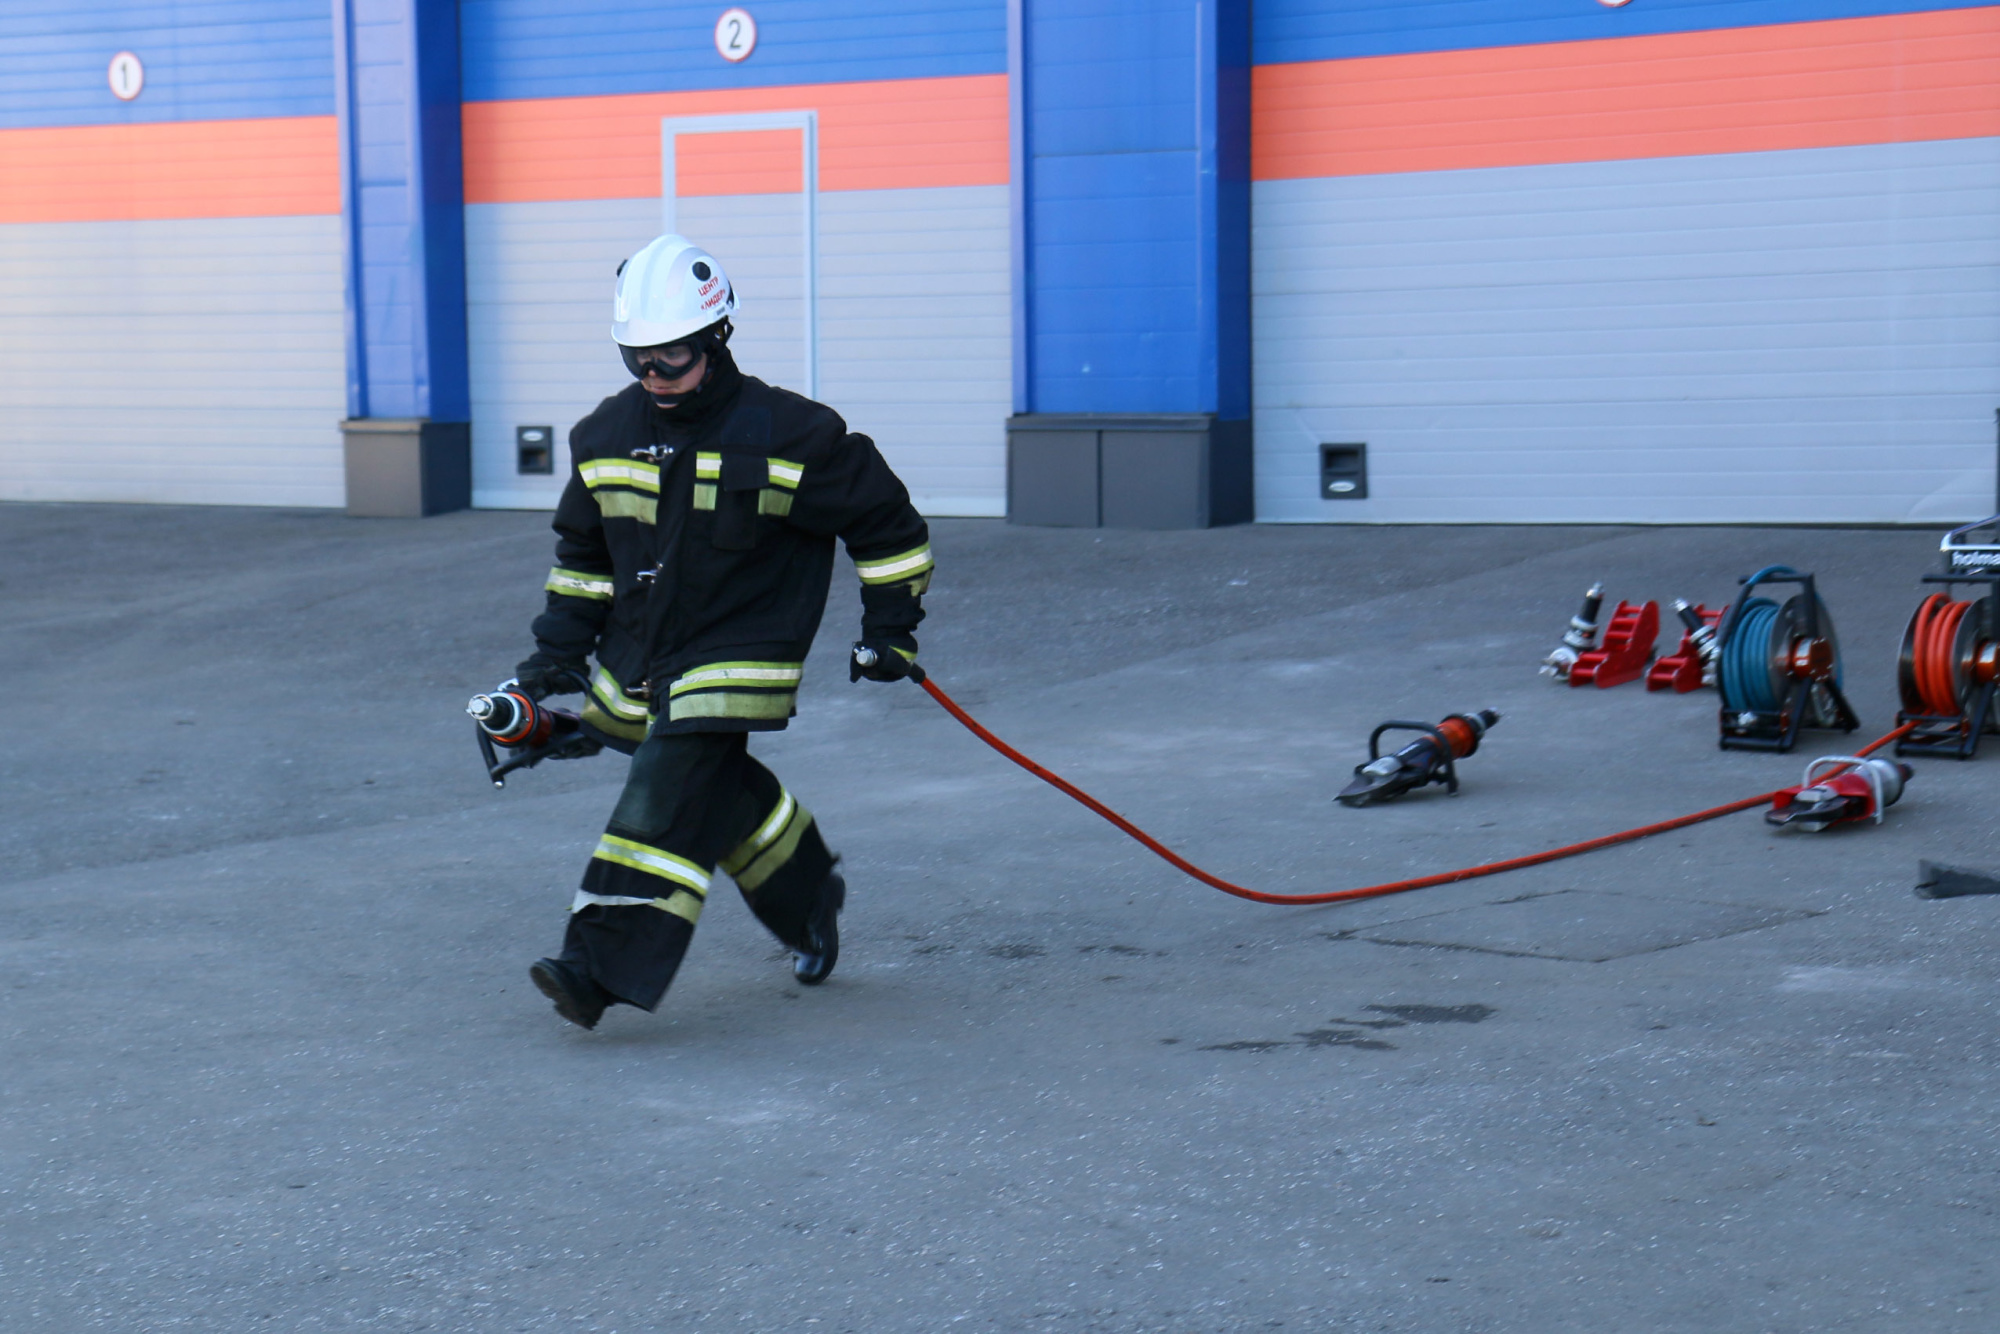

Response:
(905, 661), (1913, 909)
(467, 689), (595, 787)
(1895, 516), (2000, 760)
(1568, 598), (1659, 688)
(1648, 600), (1724, 693)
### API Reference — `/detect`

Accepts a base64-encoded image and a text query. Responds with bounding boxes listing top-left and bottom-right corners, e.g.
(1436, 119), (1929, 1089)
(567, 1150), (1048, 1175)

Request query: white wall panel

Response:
(464, 185), (1009, 515)
(1253, 138), (2000, 524)
(0, 216), (345, 507)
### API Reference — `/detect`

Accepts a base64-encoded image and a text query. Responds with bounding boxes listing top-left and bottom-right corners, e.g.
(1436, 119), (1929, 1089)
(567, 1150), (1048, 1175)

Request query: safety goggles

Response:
(620, 339), (702, 382)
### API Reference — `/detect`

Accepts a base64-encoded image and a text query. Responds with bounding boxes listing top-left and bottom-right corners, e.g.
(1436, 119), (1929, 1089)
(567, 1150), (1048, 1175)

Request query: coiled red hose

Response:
(916, 675), (1912, 908)
(1910, 592), (1970, 716)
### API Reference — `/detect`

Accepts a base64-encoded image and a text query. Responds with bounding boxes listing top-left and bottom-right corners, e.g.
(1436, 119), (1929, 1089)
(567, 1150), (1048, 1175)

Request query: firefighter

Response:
(509, 235), (931, 1030)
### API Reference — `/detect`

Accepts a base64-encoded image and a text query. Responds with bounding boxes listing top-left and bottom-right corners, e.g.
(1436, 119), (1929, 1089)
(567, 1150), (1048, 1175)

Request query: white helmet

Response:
(612, 234), (737, 347)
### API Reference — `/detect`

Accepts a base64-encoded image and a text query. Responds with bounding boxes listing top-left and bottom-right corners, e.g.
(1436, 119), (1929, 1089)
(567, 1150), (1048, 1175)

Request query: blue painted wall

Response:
(0, 0), (331, 129)
(460, 0), (1006, 100)
(1018, 0), (1250, 419)
(1254, 0), (1998, 66)
(335, 0), (467, 423)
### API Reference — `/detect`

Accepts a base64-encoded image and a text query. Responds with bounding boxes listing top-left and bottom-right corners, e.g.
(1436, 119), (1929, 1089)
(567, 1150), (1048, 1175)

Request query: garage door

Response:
(1251, 4), (2000, 524)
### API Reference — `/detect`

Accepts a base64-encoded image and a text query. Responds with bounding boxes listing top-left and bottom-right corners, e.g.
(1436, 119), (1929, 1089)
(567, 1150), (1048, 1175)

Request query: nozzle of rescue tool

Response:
(1540, 583), (1605, 679)
(1766, 756), (1912, 832)
(467, 689), (559, 749)
(1672, 598), (1722, 678)
(1337, 709), (1501, 807)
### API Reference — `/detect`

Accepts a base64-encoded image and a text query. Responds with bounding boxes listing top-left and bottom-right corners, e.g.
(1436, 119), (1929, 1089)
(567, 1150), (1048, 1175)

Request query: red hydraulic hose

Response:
(1912, 592), (1971, 716)
(914, 673), (1914, 908)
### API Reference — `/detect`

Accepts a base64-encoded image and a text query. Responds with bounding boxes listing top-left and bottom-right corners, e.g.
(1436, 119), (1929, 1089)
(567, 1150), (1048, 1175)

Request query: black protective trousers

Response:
(560, 730), (835, 1010)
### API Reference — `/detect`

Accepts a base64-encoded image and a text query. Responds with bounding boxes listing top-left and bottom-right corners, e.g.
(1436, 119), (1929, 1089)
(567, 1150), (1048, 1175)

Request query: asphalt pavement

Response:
(3, 503), (1996, 1332)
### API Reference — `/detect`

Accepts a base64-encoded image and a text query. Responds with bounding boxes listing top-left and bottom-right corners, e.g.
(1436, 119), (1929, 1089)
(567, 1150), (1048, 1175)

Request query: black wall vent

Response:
(517, 425), (554, 475)
(1320, 443), (1367, 499)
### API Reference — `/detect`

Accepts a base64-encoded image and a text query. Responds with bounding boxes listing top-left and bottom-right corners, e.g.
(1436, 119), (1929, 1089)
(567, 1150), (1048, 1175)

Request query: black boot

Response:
(529, 957), (611, 1030)
(792, 871), (846, 985)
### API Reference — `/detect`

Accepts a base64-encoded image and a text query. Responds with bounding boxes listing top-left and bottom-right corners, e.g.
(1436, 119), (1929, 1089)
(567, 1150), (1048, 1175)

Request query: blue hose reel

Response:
(1714, 566), (1859, 752)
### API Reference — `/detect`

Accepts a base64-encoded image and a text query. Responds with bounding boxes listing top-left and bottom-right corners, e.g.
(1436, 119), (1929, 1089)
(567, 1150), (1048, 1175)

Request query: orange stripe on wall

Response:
(1254, 7), (2000, 181)
(0, 116), (339, 224)
(463, 73), (1007, 204)
(676, 128), (805, 197)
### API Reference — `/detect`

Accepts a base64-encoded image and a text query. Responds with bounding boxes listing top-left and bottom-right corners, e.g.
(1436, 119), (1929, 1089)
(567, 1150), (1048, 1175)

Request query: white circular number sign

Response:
(715, 8), (756, 62)
(108, 51), (145, 101)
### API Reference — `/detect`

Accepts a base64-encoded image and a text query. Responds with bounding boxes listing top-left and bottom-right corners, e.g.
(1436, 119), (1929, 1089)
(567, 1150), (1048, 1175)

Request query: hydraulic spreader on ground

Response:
(467, 686), (600, 787)
(1647, 600), (1725, 693)
(1767, 755), (1913, 832)
(1568, 597), (1658, 688)
(1714, 566), (1859, 753)
(1337, 710), (1501, 807)
(1895, 515), (2000, 761)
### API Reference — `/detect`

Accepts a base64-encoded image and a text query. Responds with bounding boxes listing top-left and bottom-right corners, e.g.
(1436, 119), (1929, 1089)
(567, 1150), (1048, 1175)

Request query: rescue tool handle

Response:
(1366, 721), (1459, 795)
(850, 643), (926, 683)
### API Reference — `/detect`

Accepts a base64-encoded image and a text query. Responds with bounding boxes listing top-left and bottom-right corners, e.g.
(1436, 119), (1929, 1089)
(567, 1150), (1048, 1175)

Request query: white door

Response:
(662, 112), (817, 400)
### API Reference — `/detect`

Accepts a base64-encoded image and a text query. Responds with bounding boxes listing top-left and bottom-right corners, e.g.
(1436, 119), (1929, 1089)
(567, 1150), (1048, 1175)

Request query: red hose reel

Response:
(1895, 516), (2000, 759)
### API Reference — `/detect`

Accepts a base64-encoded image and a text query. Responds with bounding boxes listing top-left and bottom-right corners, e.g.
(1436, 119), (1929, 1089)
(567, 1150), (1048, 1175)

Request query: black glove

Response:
(510, 654), (587, 701)
(849, 636), (919, 683)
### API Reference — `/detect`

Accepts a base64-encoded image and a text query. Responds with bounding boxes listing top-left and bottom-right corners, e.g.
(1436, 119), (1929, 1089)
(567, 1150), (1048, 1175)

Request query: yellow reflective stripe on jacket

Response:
(693, 483), (716, 511)
(664, 659), (802, 723)
(588, 835), (712, 893)
(855, 543), (934, 585)
(596, 491), (657, 524)
(666, 662), (804, 697)
(581, 458), (659, 524)
(579, 459), (660, 493)
(545, 567), (613, 601)
(570, 887), (705, 925)
(668, 691), (796, 722)
(766, 457), (803, 490)
(758, 490), (793, 517)
(588, 665), (650, 721)
(694, 452), (722, 479)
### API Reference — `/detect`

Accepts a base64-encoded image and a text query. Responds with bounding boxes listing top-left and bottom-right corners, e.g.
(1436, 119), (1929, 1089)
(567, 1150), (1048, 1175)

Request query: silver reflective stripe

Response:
(580, 459), (660, 493)
(588, 665), (650, 721)
(752, 790), (794, 847)
(546, 568), (614, 599)
(571, 890), (655, 910)
(856, 544), (934, 584)
(591, 835), (712, 891)
(670, 663), (803, 693)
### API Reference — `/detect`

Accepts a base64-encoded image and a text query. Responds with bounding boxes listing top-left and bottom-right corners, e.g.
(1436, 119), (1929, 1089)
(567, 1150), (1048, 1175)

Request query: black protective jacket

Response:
(529, 355), (931, 746)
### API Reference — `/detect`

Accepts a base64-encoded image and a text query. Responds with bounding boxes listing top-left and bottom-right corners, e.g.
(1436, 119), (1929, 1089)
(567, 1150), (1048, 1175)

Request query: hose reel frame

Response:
(1714, 566), (1860, 753)
(1896, 515), (2000, 760)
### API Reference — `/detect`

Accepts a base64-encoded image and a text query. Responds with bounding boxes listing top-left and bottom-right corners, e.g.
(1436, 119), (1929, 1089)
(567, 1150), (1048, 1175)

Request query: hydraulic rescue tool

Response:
(1336, 710), (1502, 807)
(1766, 756), (1913, 832)
(1567, 598), (1659, 688)
(1894, 515), (2000, 760)
(467, 685), (601, 787)
(1539, 584), (1604, 680)
(1714, 566), (1858, 752)
(1647, 600), (1725, 693)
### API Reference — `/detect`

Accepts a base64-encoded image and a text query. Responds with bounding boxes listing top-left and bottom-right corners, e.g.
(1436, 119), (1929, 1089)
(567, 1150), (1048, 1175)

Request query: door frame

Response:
(660, 110), (820, 398)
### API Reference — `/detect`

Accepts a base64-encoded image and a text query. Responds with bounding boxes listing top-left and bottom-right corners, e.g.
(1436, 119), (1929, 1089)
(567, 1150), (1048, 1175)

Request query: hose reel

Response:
(1896, 515), (2000, 760)
(1714, 566), (1859, 752)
